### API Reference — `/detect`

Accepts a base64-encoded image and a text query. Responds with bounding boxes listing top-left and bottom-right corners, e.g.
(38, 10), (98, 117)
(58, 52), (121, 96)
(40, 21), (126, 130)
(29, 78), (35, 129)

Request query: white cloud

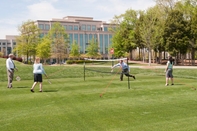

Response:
(26, 1), (64, 20)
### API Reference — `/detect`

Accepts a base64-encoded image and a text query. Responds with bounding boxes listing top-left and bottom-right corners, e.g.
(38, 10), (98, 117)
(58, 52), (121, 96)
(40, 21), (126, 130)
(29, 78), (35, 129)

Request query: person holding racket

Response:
(111, 59), (135, 81)
(30, 57), (47, 92)
(6, 54), (18, 88)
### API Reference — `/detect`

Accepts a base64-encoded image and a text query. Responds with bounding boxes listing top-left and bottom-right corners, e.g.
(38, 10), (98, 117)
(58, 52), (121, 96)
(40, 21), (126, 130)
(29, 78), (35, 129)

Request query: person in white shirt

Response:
(30, 57), (47, 92)
(6, 54), (18, 88)
(165, 56), (174, 86)
(111, 60), (135, 81)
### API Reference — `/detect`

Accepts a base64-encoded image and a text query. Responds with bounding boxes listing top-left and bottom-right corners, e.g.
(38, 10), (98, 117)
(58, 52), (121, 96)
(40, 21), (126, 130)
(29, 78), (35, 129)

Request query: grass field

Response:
(1, 58), (197, 131)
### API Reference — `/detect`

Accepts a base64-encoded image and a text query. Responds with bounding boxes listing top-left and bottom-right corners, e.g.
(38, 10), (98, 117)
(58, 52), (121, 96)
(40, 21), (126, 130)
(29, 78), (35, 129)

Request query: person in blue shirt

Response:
(111, 60), (135, 81)
(165, 56), (174, 86)
(30, 57), (47, 92)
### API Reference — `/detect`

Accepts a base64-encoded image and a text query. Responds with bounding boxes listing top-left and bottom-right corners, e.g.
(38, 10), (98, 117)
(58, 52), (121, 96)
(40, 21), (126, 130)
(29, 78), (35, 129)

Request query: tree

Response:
(47, 22), (69, 64)
(111, 9), (138, 58)
(177, 0), (197, 65)
(138, 7), (160, 66)
(69, 40), (80, 59)
(36, 36), (51, 64)
(14, 20), (40, 63)
(86, 38), (100, 58)
(163, 9), (189, 65)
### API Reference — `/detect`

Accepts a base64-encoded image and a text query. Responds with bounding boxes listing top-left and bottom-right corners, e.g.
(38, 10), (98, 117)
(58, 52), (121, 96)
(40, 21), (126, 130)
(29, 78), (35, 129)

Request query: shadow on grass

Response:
(43, 90), (59, 92)
(16, 86), (29, 88)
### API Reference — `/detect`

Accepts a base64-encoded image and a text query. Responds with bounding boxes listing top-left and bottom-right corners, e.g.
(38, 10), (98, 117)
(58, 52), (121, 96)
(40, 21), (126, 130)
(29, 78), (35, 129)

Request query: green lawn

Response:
(1, 58), (197, 131)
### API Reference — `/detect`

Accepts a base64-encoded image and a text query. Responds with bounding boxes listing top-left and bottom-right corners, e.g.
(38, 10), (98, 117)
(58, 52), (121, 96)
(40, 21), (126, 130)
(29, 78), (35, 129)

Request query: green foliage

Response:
(69, 40), (80, 59)
(47, 22), (70, 63)
(163, 10), (189, 55)
(111, 9), (137, 57)
(14, 20), (41, 60)
(36, 36), (51, 60)
(86, 38), (100, 58)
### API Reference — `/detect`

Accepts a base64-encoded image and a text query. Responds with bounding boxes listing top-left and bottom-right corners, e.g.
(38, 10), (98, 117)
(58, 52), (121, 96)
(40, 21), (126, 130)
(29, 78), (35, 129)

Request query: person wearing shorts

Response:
(30, 57), (46, 92)
(165, 56), (174, 86)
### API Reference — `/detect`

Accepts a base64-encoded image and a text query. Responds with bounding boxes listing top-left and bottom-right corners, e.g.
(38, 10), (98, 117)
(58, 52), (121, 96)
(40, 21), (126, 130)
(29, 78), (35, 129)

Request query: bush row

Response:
(1, 56), (23, 62)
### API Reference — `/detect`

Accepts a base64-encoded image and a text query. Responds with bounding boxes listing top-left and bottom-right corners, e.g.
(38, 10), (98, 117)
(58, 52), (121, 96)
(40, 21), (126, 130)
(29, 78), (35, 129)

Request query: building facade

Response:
(0, 16), (115, 58)
(0, 35), (17, 56)
(35, 16), (115, 58)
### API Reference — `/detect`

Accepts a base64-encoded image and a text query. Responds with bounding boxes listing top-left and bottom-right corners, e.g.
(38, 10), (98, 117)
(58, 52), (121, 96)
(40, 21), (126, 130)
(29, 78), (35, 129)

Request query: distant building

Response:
(35, 16), (115, 58)
(0, 35), (17, 56)
(0, 16), (115, 58)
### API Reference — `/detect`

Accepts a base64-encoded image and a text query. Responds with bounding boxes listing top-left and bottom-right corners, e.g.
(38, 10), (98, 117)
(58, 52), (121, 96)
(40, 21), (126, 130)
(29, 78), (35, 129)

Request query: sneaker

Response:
(30, 89), (34, 93)
(165, 84), (169, 86)
(39, 90), (43, 92)
(133, 76), (136, 79)
(171, 83), (174, 85)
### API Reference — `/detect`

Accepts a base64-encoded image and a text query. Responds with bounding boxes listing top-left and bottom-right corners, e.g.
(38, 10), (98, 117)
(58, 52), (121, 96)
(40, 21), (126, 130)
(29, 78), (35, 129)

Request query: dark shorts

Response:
(122, 68), (129, 74)
(166, 68), (173, 78)
(34, 74), (42, 82)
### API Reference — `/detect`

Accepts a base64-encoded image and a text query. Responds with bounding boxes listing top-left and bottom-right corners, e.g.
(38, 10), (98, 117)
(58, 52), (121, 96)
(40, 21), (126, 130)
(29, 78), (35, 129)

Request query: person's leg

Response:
(125, 73), (135, 79)
(120, 72), (123, 81)
(171, 78), (174, 85)
(31, 82), (37, 92)
(7, 70), (14, 88)
(165, 77), (169, 86)
(39, 82), (43, 92)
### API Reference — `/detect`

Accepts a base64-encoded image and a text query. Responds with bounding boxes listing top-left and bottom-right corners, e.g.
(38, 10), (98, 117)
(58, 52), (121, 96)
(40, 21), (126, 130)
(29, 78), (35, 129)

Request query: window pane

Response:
(39, 24), (44, 29)
(87, 25), (91, 31)
(74, 25), (78, 30)
(92, 25), (96, 31)
(82, 25), (86, 31)
(68, 25), (73, 30)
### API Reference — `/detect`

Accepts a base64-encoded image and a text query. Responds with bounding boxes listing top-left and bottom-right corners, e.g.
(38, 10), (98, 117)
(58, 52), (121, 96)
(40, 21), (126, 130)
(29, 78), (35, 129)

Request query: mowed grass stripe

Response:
(1, 60), (197, 130)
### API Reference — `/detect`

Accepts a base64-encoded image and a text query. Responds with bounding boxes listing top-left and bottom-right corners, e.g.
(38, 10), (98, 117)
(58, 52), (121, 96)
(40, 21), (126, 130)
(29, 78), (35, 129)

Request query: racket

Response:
(45, 74), (52, 84)
(16, 76), (21, 81)
(47, 79), (52, 84)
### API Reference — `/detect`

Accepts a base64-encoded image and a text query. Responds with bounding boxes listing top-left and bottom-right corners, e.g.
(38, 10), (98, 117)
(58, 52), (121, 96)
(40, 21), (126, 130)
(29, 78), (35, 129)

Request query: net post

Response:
(127, 58), (130, 89)
(84, 60), (85, 81)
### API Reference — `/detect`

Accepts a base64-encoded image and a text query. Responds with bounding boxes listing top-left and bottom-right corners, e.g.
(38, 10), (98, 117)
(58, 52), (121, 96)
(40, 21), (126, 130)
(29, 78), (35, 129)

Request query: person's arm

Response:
(41, 64), (46, 75)
(6, 59), (12, 72)
(165, 61), (169, 72)
(111, 63), (120, 69)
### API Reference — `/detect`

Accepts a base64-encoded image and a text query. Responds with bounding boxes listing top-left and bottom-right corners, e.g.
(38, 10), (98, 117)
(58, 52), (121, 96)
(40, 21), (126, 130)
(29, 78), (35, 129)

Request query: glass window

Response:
(104, 34), (108, 54)
(109, 34), (112, 46)
(81, 25), (86, 31)
(92, 25), (96, 31)
(68, 25), (73, 30)
(87, 25), (91, 31)
(79, 34), (84, 53)
(3, 43), (6, 45)
(39, 24), (44, 29)
(0, 42), (1, 45)
(99, 34), (103, 54)
(89, 34), (93, 41)
(64, 25), (67, 30)
(74, 25), (78, 30)
(74, 34), (78, 43)
(40, 33), (44, 38)
(45, 24), (50, 30)
(69, 34), (73, 46)
(104, 27), (108, 31)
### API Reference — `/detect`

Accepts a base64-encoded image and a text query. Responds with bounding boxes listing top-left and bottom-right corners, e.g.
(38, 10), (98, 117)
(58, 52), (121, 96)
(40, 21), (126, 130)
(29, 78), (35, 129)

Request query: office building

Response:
(0, 16), (115, 58)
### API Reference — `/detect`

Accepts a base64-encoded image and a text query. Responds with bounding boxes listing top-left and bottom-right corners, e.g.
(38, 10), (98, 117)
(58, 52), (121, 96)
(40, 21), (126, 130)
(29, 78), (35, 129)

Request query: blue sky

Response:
(0, 0), (155, 39)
